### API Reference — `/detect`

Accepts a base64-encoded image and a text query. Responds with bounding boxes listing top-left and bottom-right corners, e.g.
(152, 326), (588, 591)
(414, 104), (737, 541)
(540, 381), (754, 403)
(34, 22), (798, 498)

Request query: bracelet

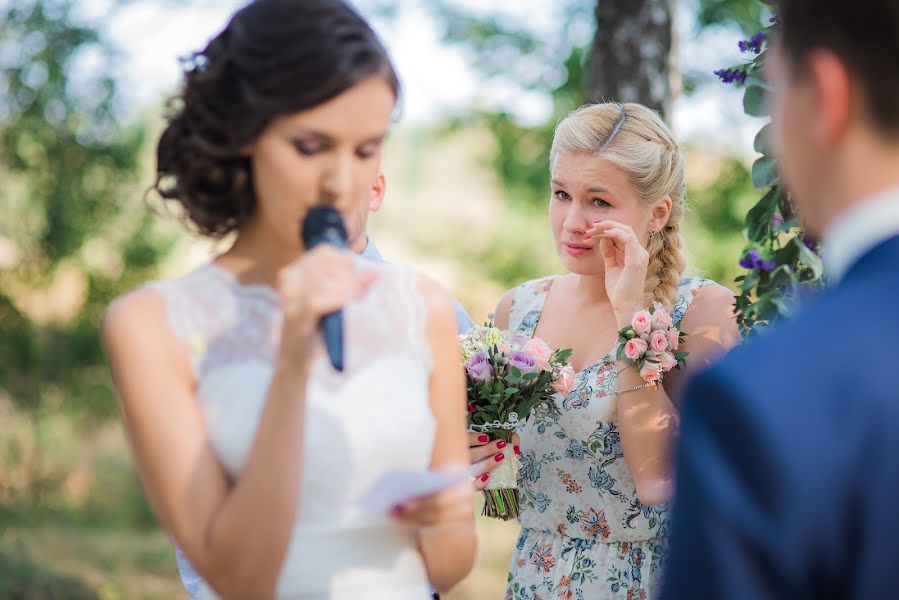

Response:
(614, 381), (659, 396)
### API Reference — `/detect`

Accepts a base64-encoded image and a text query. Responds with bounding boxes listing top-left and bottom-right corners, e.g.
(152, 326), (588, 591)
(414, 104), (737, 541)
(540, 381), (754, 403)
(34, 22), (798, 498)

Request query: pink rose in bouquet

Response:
(631, 310), (653, 336)
(651, 306), (673, 330)
(624, 338), (648, 361)
(639, 360), (661, 383)
(649, 330), (669, 353)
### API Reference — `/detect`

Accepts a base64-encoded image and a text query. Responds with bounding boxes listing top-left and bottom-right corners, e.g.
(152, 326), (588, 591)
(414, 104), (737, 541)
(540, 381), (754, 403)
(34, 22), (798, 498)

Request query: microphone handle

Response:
(321, 308), (344, 372)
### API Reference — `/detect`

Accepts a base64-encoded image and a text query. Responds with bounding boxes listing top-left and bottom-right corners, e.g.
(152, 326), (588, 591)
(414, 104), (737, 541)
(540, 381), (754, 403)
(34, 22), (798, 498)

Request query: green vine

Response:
(715, 8), (824, 336)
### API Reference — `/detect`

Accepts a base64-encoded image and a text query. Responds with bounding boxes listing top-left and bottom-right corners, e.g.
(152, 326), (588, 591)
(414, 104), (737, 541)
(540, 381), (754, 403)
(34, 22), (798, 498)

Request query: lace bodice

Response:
(146, 259), (436, 599)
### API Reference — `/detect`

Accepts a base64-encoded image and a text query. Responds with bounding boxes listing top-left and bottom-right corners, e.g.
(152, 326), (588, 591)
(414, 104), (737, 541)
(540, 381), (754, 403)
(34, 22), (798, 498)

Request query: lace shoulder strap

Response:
(671, 276), (719, 326)
(142, 264), (278, 376)
(507, 276), (557, 337)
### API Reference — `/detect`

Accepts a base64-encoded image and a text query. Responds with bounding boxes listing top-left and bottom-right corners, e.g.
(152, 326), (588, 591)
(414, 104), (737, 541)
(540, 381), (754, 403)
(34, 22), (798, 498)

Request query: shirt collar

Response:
(360, 237), (383, 263)
(823, 187), (899, 283)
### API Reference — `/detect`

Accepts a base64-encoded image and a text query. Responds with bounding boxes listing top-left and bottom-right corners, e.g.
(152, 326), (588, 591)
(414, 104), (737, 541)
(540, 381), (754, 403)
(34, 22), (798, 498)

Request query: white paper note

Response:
(354, 467), (472, 514)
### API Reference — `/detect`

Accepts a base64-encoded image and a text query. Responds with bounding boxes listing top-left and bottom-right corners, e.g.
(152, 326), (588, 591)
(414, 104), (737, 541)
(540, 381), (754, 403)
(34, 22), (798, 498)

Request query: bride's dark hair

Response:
(153, 0), (400, 238)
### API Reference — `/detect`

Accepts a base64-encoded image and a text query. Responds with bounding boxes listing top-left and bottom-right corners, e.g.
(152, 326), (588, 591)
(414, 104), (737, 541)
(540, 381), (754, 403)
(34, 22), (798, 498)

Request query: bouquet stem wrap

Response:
(481, 453), (522, 520)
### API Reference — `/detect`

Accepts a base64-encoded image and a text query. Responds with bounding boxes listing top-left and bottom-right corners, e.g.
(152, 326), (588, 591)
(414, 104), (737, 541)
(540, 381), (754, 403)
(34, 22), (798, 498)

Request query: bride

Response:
(101, 1), (475, 598)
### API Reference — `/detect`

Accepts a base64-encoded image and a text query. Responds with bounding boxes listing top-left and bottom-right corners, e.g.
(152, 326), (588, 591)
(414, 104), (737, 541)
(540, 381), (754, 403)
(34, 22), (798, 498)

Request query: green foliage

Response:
(719, 16), (824, 334)
(0, 0), (174, 424)
(697, 0), (771, 34)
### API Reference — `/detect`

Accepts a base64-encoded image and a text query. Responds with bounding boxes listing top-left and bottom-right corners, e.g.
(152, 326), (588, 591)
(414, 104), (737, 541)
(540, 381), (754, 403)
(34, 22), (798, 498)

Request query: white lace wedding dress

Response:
(146, 258), (436, 599)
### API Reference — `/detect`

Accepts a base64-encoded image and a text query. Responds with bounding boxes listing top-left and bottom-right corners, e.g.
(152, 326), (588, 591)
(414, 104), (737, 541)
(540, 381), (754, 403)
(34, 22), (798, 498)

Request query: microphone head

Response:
(301, 204), (348, 248)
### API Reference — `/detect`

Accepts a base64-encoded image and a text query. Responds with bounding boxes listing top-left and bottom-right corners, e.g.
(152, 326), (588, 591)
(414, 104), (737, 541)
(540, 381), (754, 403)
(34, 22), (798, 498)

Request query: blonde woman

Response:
(495, 103), (741, 599)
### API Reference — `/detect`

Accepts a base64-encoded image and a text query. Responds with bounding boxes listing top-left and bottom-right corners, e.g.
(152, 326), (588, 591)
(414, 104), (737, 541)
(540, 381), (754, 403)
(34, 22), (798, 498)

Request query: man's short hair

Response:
(776, 0), (899, 136)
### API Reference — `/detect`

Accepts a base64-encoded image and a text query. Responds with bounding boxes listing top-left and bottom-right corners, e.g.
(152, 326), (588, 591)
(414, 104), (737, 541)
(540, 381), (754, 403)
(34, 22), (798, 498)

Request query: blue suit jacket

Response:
(663, 234), (899, 599)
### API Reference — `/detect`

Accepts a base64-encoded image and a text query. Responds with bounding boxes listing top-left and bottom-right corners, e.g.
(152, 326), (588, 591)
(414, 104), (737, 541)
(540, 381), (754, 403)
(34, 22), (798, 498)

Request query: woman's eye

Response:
(293, 140), (324, 156)
(554, 190), (570, 201)
(592, 198), (611, 208)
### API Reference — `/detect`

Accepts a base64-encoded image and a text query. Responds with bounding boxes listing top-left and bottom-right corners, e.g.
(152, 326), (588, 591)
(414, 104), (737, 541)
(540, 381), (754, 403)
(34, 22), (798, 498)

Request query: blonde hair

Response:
(550, 102), (687, 308)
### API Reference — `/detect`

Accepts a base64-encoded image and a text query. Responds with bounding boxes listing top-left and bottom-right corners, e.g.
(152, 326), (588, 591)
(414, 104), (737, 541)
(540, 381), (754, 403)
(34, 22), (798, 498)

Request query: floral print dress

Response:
(505, 276), (715, 600)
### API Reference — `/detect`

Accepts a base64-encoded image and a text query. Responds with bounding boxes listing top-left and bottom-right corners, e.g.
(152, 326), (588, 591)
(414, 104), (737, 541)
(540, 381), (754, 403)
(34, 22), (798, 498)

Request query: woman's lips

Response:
(563, 242), (591, 256)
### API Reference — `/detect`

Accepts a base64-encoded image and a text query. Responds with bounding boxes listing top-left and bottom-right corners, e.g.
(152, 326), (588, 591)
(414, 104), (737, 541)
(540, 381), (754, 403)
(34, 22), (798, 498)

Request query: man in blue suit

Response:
(663, 1), (899, 598)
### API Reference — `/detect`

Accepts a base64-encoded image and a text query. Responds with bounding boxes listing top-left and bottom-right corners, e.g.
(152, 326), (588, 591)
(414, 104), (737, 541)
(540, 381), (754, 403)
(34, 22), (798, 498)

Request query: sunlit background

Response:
(0, 0), (768, 597)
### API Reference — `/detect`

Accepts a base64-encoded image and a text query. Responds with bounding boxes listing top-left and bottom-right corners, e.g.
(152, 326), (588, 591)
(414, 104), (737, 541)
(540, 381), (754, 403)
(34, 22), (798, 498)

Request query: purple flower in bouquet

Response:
(465, 352), (494, 380)
(508, 350), (539, 375)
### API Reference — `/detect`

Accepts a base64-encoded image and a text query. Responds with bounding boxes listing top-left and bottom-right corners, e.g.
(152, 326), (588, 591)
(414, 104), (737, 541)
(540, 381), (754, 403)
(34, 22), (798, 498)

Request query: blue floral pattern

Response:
(505, 276), (713, 600)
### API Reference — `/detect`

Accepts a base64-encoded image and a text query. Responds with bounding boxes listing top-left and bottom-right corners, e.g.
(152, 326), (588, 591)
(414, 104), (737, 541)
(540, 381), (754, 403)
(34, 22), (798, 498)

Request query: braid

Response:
(644, 224), (686, 308)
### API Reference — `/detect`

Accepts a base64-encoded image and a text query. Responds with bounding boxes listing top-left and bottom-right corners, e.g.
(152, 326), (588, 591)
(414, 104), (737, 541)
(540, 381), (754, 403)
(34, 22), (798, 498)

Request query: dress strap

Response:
(507, 277), (557, 337)
(671, 277), (718, 326)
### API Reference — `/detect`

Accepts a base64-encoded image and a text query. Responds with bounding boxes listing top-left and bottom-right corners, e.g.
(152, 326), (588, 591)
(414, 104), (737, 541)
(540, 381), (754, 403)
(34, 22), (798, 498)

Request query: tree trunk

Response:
(588, 0), (675, 120)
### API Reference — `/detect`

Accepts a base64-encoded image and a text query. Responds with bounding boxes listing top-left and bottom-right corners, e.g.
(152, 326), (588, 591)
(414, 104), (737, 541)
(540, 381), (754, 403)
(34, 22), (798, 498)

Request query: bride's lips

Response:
(563, 242), (592, 256)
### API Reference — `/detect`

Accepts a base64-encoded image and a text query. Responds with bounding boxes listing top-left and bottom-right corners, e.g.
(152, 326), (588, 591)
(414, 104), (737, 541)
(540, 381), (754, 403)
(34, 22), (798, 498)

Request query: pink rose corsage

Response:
(615, 305), (689, 384)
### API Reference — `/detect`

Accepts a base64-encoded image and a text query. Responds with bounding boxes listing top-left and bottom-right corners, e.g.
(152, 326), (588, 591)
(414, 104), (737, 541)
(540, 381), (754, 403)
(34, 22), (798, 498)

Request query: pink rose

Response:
(631, 310), (652, 336)
(652, 307), (673, 330)
(649, 330), (668, 353)
(666, 327), (679, 351)
(639, 361), (661, 383)
(552, 364), (575, 396)
(624, 338), (648, 361)
(524, 338), (553, 370)
(658, 351), (678, 371)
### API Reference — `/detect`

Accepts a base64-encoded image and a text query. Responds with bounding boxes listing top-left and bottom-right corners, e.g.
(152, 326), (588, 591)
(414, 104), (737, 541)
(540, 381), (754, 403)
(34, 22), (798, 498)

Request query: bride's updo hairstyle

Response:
(153, 0), (400, 238)
(550, 103), (687, 308)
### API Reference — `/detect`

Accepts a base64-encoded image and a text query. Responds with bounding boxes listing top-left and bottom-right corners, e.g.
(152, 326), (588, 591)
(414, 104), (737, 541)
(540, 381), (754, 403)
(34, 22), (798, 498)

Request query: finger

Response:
(467, 432), (491, 448)
(469, 439), (507, 462)
(469, 451), (507, 478)
(472, 472), (490, 491)
(598, 227), (644, 259)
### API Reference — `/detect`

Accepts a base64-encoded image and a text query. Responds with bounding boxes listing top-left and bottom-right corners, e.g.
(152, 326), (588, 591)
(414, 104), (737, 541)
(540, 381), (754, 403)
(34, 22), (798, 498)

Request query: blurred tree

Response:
(588, 0), (674, 116)
(0, 0), (173, 500)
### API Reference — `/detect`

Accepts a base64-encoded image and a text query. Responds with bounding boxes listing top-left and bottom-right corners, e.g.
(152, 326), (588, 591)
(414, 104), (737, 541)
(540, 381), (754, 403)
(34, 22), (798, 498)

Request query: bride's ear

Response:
(650, 196), (673, 232)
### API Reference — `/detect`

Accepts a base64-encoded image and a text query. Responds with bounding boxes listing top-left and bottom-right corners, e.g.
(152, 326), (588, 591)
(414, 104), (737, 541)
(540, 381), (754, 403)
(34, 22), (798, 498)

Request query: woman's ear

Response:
(650, 196), (673, 232)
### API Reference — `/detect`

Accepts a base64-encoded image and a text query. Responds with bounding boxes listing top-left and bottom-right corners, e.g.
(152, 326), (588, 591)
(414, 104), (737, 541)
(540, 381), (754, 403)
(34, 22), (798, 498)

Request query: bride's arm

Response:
(103, 248), (369, 599)
(392, 275), (477, 592)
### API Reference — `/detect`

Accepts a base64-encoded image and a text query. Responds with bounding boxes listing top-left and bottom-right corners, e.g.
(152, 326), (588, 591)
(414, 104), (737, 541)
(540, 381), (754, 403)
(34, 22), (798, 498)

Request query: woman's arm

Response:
(393, 274), (477, 593)
(103, 247), (371, 599)
(616, 283), (741, 506)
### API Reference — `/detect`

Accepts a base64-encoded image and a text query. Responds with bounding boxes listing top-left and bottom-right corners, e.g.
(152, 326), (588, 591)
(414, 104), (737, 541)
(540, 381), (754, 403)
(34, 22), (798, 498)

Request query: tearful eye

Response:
(554, 190), (571, 201)
(592, 198), (611, 208)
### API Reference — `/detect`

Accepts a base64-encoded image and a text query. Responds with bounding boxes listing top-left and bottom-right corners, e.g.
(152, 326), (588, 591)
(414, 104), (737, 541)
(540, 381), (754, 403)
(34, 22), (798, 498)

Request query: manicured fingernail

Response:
(514, 445), (521, 456)
(478, 435), (489, 443)
(495, 453), (505, 462)
(496, 440), (507, 449)
(480, 473), (490, 482)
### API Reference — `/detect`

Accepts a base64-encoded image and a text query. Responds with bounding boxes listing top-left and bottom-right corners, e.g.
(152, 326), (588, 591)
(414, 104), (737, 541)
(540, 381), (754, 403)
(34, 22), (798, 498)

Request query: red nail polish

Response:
(495, 453), (505, 462)
(514, 445), (521, 456)
(496, 440), (507, 449)
(480, 473), (490, 482)
(478, 434), (489, 443)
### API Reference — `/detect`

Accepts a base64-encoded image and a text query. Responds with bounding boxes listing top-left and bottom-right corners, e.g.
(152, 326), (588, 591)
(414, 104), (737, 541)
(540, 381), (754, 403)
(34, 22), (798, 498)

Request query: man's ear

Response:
(370, 173), (386, 212)
(806, 49), (852, 147)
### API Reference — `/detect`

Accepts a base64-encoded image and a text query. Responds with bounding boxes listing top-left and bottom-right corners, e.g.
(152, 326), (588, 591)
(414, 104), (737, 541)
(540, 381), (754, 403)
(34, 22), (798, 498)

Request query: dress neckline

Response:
(525, 275), (619, 379)
(205, 262), (281, 303)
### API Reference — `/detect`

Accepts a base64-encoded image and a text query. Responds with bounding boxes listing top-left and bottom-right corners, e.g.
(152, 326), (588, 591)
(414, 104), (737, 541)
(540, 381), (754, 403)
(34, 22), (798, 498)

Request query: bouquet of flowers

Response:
(615, 305), (688, 383)
(461, 323), (574, 520)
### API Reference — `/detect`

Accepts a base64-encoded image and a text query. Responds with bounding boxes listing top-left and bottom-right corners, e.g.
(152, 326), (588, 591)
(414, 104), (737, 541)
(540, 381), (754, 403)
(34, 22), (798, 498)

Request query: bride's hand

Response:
(277, 246), (377, 367)
(389, 481), (472, 530)
(585, 220), (649, 328)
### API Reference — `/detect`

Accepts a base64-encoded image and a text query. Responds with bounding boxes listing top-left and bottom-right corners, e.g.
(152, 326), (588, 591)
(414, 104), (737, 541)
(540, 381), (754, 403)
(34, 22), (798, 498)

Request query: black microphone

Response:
(300, 205), (348, 372)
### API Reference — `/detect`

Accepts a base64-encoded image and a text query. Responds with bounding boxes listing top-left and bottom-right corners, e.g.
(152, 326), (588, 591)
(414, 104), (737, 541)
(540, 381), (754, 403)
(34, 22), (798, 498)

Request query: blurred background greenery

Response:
(0, 0), (766, 597)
